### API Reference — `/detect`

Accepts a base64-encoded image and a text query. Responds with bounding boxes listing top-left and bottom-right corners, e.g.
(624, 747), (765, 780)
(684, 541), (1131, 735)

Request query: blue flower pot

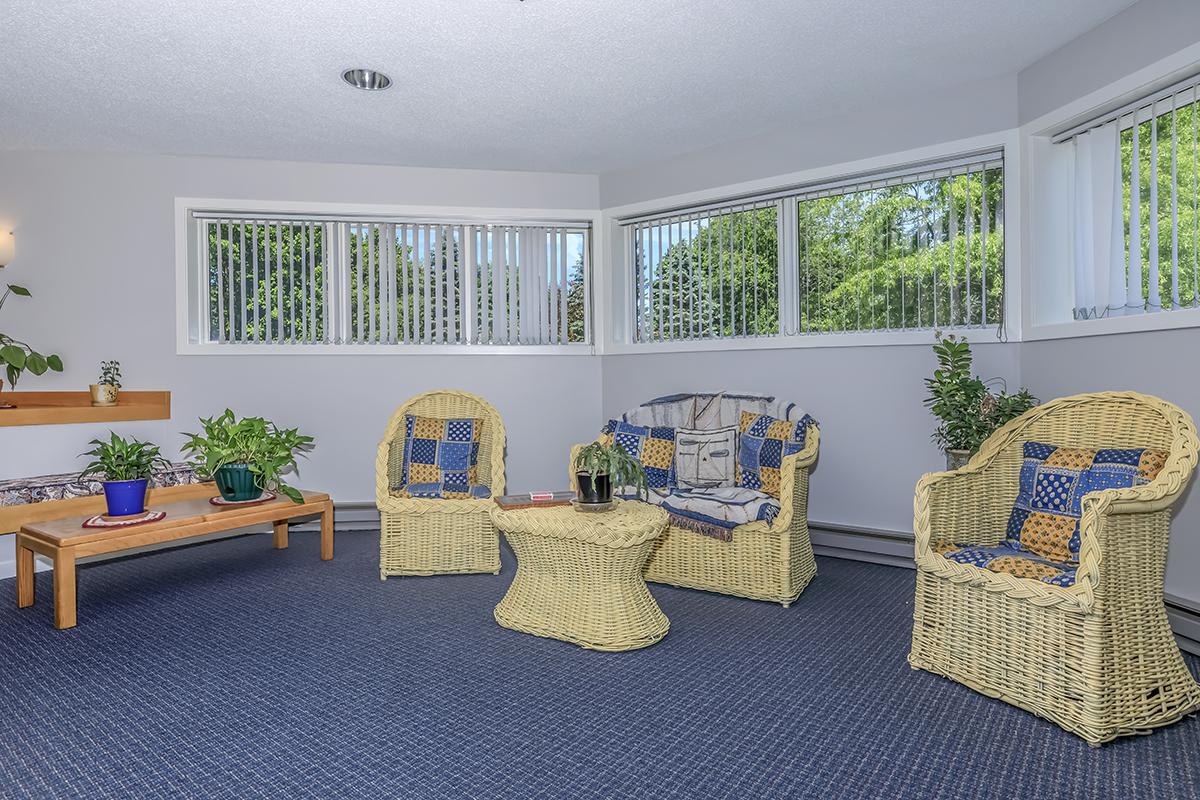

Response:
(103, 478), (149, 517)
(214, 464), (263, 502)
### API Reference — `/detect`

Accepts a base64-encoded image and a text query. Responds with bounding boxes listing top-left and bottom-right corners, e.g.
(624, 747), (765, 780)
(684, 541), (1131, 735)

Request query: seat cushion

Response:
(392, 483), (491, 500)
(936, 543), (1077, 587)
(1005, 441), (1167, 563)
(396, 414), (484, 497)
(619, 486), (780, 541)
(600, 420), (676, 489)
(735, 411), (817, 498)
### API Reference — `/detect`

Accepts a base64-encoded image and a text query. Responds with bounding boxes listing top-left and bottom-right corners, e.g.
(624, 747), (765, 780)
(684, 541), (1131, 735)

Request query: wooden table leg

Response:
(273, 519), (289, 549)
(16, 536), (35, 609)
(320, 500), (334, 561)
(53, 548), (77, 630)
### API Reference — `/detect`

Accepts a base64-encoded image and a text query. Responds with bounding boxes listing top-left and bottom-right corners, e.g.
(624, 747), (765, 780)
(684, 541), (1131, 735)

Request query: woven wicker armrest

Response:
(914, 462), (1010, 558)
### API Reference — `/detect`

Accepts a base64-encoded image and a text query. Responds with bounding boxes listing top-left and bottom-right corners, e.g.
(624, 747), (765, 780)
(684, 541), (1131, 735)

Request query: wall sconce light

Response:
(0, 232), (12, 268)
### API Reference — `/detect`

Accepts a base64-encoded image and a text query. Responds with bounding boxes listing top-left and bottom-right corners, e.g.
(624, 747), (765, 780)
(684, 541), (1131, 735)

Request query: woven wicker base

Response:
(492, 503), (669, 651)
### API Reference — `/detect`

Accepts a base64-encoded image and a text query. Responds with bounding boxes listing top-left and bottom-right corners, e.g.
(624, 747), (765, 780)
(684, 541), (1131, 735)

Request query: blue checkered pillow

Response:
(395, 414), (485, 499)
(600, 420), (676, 489)
(736, 412), (817, 499)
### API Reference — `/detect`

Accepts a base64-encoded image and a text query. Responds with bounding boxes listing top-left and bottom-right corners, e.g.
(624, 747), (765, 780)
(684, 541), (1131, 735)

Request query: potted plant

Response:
(924, 334), (1038, 470)
(79, 432), (171, 517)
(574, 441), (648, 506)
(182, 409), (314, 503)
(90, 360), (122, 407)
(0, 282), (64, 408)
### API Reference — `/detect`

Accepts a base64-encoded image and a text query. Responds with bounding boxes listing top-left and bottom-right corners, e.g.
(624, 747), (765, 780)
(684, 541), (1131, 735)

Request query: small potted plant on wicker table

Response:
(79, 432), (171, 517)
(924, 334), (1038, 470)
(573, 441), (647, 510)
(182, 409), (314, 504)
(90, 360), (122, 407)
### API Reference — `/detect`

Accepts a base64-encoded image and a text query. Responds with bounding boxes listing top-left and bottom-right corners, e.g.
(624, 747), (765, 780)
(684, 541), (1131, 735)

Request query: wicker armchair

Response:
(375, 390), (506, 578)
(568, 426), (819, 606)
(909, 391), (1200, 746)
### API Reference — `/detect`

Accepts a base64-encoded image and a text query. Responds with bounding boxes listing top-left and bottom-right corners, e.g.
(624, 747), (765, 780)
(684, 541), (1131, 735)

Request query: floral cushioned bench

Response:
(0, 463), (200, 508)
(570, 392), (820, 606)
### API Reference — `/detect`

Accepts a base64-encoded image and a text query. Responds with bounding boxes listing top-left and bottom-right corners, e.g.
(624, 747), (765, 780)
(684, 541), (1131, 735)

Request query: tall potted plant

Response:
(574, 441), (648, 506)
(924, 334), (1038, 470)
(182, 410), (314, 503)
(0, 282), (64, 407)
(79, 433), (171, 517)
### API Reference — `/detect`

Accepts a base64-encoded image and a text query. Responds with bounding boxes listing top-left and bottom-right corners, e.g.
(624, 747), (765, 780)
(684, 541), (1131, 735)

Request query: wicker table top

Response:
(490, 500), (667, 548)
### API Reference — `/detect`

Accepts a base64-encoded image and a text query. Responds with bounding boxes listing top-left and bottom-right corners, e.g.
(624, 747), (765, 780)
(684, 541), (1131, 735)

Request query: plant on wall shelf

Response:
(182, 409), (314, 503)
(574, 441), (647, 504)
(90, 359), (122, 407)
(0, 283), (64, 398)
(924, 333), (1037, 468)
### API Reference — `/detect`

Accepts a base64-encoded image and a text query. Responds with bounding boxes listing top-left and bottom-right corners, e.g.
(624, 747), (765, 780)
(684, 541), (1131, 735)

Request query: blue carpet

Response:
(1, 530), (1198, 799)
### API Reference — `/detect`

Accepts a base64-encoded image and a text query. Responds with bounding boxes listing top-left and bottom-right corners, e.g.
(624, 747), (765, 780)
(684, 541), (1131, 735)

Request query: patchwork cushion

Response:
(396, 414), (485, 499)
(674, 426), (737, 489)
(1005, 441), (1167, 563)
(393, 483), (491, 500)
(936, 543), (1077, 587)
(736, 411), (817, 499)
(600, 420), (676, 489)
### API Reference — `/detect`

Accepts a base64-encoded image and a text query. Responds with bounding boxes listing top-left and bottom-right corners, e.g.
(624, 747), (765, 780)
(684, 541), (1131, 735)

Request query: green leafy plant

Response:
(0, 283), (64, 387)
(98, 360), (122, 387)
(181, 409), (314, 503)
(574, 441), (648, 500)
(924, 334), (1038, 454)
(79, 432), (171, 482)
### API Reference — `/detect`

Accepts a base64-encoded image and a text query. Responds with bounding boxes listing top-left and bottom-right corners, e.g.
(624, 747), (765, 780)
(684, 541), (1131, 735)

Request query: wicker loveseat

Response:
(909, 391), (1200, 745)
(570, 393), (819, 606)
(375, 390), (506, 578)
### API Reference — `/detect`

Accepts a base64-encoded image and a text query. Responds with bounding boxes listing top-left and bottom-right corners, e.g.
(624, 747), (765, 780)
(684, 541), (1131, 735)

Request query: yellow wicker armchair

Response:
(909, 391), (1200, 746)
(568, 427), (819, 606)
(375, 390), (506, 578)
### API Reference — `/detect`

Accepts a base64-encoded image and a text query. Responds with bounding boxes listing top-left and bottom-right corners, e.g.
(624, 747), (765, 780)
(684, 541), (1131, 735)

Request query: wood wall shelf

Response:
(0, 391), (171, 427)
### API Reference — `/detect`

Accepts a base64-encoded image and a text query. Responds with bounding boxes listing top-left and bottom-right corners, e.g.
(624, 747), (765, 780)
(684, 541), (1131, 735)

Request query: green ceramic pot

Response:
(214, 463), (263, 502)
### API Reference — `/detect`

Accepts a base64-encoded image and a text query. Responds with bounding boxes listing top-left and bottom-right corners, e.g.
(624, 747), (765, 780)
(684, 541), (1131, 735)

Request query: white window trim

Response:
(598, 129), (1022, 353)
(174, 197), (602, 356)
(1020, 39), (1200, 344)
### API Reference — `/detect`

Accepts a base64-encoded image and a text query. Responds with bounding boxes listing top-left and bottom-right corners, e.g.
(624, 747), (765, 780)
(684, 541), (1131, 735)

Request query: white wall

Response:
(0, 150), (602, 576)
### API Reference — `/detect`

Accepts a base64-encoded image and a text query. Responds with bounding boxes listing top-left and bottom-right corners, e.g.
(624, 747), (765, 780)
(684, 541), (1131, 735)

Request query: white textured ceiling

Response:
(1, 0), (1135, 174)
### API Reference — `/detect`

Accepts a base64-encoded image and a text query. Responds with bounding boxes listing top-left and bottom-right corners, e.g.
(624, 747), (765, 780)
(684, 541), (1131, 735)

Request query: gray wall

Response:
(1017, 0), (1200, 125)
(599, 74), (1018, 208)
(0, 150), (602, 576)
(601, 342), (1021, 535)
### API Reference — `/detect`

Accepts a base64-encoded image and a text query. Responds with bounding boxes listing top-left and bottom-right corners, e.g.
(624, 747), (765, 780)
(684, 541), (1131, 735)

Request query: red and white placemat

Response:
(82, 510), (167, 529)
(209, 491), (276, 507)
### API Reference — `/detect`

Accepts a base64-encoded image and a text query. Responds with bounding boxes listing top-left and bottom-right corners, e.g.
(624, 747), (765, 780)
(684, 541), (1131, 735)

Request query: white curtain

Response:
(1072, 121), (1128, 319)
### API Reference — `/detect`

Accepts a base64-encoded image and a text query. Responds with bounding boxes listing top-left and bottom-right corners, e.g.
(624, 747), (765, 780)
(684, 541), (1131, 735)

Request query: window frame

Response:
(175, 198), (600, 356)
(607, 136), (1017, 354)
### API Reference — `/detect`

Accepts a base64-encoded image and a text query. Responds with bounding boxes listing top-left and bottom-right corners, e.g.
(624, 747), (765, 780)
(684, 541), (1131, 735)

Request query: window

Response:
(188, 212), (591, 347)
(623, 153), (1005, 343)
(1061, 75), (1200, 321)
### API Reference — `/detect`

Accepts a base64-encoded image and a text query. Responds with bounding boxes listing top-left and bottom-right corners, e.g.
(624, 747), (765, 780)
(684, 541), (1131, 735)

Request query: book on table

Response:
(493, 491), (576, 510)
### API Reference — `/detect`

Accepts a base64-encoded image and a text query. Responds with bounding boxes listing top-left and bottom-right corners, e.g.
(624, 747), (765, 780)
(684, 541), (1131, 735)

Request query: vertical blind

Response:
(1065, 77), (1200, 319)
(623, 152), (1005, 342)
(195, 215), (590, 346)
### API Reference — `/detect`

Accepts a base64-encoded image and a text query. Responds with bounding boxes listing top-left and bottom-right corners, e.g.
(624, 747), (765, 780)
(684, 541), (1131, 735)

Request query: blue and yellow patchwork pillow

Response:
(1005, 441), (1167, 563)
(600, 420), (676, 489)
(395, 414), (486, 500)
(736, 411), (817, 499)
(936, 543), (1077, 587)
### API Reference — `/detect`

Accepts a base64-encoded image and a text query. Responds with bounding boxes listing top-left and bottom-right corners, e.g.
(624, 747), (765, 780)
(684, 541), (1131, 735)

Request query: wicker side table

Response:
(490, 501), (670, 651)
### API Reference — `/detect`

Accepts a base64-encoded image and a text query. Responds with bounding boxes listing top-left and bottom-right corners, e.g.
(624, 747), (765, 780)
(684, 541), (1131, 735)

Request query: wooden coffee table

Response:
(16, 489), (333, 629)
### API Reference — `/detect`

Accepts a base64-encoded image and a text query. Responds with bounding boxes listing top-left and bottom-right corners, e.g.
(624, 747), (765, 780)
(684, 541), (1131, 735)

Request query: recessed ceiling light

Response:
(342, 68), (392, 91)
